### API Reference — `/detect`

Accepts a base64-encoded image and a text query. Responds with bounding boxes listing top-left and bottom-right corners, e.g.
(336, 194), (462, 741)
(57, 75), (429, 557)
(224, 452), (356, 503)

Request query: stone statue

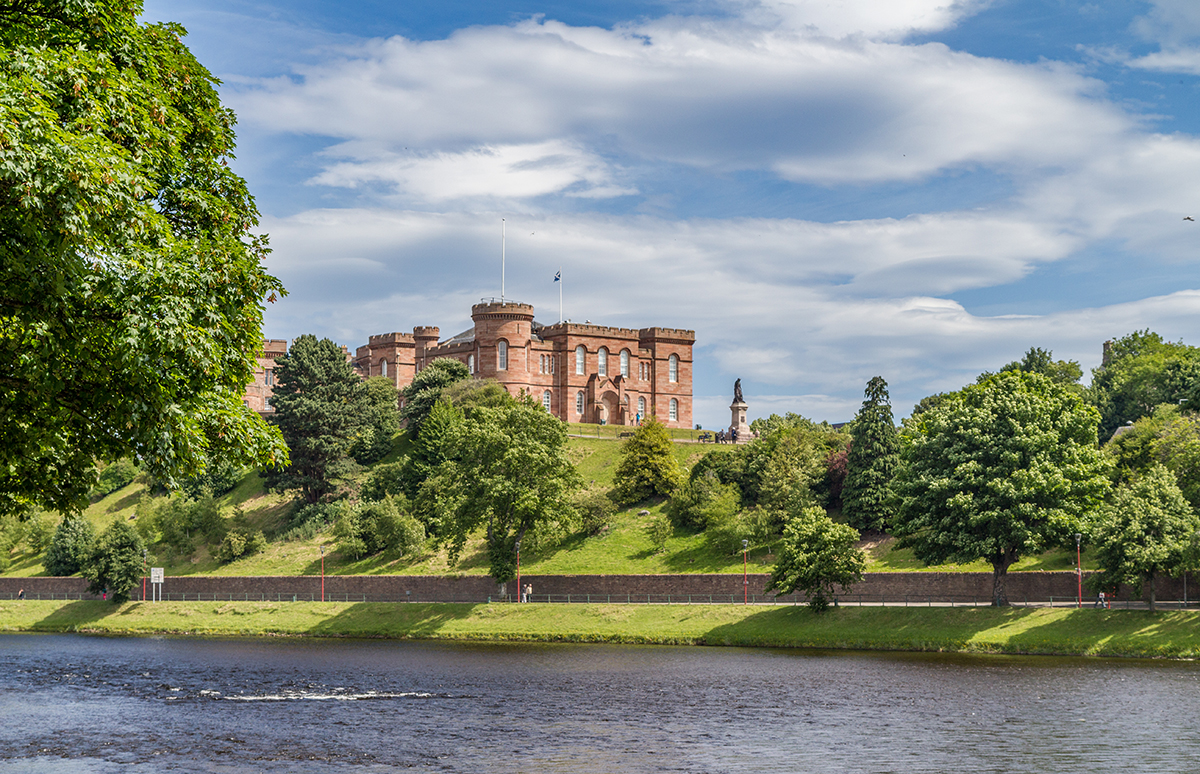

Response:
(733, 378), (743, 404)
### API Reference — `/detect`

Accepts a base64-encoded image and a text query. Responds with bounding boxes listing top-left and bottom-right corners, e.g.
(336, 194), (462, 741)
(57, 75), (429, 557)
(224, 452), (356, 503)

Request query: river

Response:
(1, 634), (1197, 772)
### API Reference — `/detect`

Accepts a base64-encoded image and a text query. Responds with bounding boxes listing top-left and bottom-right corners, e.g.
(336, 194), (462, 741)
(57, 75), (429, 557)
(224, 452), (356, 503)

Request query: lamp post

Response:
(320, 545), (325, 603)
(742, 539), (749, 605)
(1075, 533), (1082, 609)
(142, 548), (147, 602)
(515, 540), (522, 603)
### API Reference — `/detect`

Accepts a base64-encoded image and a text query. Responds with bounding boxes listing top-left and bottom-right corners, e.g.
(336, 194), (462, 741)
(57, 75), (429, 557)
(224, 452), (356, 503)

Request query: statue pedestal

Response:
(729, 401), (750, 443)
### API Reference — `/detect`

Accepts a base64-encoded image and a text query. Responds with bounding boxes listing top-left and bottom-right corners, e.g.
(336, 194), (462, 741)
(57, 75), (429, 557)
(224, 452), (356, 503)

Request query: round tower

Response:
(472, 301), (534, 380)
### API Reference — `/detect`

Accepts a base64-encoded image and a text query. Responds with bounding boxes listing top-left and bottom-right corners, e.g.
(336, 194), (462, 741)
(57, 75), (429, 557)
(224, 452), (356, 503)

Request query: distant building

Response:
(245, 300), (695, 428)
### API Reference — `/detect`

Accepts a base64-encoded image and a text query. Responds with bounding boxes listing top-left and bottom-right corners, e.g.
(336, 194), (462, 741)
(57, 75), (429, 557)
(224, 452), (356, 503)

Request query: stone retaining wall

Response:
(0, 571), (1190, 604)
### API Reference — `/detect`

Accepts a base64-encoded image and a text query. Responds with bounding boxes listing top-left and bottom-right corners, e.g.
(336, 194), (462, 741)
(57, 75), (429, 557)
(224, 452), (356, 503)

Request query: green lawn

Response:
(3, 600), (1198, 658)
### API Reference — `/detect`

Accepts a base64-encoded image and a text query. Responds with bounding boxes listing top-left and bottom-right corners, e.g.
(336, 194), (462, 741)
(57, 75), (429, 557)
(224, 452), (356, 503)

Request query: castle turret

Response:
(413, 326), (440, 367)
(472, 301), (534, 380)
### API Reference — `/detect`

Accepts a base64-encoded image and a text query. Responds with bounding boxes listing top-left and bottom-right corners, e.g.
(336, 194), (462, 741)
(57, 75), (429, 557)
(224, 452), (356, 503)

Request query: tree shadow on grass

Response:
(34, 600), (123, 631)
(105, 488), (144, 514)
(305, 602), (481, 639)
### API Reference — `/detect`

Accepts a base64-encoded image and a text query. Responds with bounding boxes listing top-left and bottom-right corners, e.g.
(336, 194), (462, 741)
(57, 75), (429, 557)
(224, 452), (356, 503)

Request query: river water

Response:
(1, 634), (1198, 773)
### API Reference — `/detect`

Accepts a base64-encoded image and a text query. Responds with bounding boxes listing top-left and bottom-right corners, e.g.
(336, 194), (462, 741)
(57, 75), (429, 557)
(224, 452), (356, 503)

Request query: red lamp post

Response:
(142, 549), (147, 602)
(515, 540), (522, 603)
(1075, 533), (1082, 609)
(742, 539), (749, 605)
(320, 545), (325, 603)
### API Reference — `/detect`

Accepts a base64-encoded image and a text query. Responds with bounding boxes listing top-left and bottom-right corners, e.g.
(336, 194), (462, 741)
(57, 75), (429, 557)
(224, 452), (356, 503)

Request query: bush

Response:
(43, 513), (96, 576)
(180, 456), (245, 499)
(334, 496), (425, 559)
(645, 512), (671, 553)
(766, 506), (865, 612)
(83, 520), (146, 603)
(92, 459), (138, 498)
(24, 510), (55, 555)
(151, 494), (226, 556)
(361, 462), (408, 502)
(611, 416), (682, 505)
(667, 473), (740, 530)
(216, 528), (267, 564)
(573, 488), (617, 536)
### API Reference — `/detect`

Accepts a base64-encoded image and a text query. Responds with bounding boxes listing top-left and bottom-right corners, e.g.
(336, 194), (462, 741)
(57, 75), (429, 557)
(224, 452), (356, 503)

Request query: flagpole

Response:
(501, 218), (506, 303)
(559, 266), (563, 323)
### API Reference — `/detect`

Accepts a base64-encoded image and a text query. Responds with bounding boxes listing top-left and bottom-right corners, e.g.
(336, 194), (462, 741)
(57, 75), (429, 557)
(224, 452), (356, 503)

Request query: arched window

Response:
(575, 391), (585, 414)
(638, 396), (645, 417)
(598, 347), (608, 377)
(468, 353), (475, 373)
(668, 354), (679, 383)
(380, 359), (388, 377)
(669, 398), (678, 421)
(497, 340), (508, 371)
(620, 349), (630, 378)
(543, 390), (552, 412)
(575, 345), (585, 375)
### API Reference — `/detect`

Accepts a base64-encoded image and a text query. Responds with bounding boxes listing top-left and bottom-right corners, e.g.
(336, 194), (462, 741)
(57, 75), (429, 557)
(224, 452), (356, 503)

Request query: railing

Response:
(8, 590), (1197, 609)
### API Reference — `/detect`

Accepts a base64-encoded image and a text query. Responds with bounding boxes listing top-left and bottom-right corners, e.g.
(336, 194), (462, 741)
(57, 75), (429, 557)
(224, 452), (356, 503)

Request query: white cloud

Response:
(228, 16), (1131, 192)
(747, 0), (992, 40)
(1124, 0), (1200, 74)
(311, 140), (636, 202)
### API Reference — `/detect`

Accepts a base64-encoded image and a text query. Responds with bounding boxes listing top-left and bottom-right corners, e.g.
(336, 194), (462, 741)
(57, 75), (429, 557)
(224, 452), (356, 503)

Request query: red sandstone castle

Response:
(245, 300), (695, 429)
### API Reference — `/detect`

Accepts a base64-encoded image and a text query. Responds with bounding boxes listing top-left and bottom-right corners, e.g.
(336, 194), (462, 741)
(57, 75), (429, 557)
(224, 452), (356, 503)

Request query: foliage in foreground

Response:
(0, 0), (287, 518)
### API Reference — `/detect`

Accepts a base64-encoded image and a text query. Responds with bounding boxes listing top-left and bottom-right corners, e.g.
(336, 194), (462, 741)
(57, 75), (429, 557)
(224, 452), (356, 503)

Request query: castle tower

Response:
(413, 326), (440, 369)
(471, 301), (534, 384)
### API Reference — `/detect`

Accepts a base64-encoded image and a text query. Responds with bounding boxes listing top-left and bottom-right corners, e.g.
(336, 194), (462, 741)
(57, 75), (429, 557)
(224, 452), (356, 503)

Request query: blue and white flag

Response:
(554, 271), (561, 282)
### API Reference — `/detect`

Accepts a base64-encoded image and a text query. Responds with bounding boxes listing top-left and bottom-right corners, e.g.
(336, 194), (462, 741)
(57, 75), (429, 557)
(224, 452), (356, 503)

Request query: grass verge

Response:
(2, 601), (1198, 659)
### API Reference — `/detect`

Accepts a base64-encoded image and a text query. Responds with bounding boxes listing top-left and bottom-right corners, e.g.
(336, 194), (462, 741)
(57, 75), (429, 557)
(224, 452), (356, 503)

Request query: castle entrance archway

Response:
(598, 391), (619, 426)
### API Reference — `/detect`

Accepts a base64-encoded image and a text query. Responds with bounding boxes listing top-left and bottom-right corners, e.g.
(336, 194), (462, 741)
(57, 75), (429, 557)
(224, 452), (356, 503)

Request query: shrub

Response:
(611, 416), (682, 505)
(92, 459), (138, 498)
(84, 520), (146, 603)
(43, 513), (96, 576)
(24, 510), (55, 555)
(574, 488), (617, 536)
(180, 456), (245, 499)
(335, 497), (425, 560)
(216, 528), (267, 564)
(668, 474), (740, 530)
(360, 462), (407, 502)
(645, 512), (671, 553)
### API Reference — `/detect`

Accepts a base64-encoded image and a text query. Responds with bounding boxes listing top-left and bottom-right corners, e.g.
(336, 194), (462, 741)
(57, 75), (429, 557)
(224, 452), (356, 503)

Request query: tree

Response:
(399, 358), (470, 436)
(0, 1), (288, 518)
(842, 376), (899, 531)
(611, 415), (682, 505)
(1091, 465), (1200, 612)
(766, 506), (866, 612)
(1089, 330), (1200, 438)
(432, 396), (581, 581)
(43, 513), (96, 576)
(83, 519), (145, 603)
(995, 346), (1083, 387)
(264, 335), (371, 504)
(892, 371), (1110, 606)
(350, 376), (401, 464)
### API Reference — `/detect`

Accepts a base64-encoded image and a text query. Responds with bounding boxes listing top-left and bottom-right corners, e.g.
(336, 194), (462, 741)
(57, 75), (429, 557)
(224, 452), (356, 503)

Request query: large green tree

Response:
(611, 415), (682, 505)
(994, 346), (1083, 387)
(0, 0), (287, 517)
(842, 376), (899, 531)
(892, 371), (1110, 606)
(42, 512), (95, 576)
(83, 518), (145, 603)
(264, 335), (371, 504)
(349, 376), (400, 464)
(432, 396), (581, 581)
(766, 506), (866, 612)
(1090, 465), (1200, 612)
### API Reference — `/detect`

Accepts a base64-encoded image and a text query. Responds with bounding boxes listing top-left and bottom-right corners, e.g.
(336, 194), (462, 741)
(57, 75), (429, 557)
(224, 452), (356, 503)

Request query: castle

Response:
(244, 300), (695, 429)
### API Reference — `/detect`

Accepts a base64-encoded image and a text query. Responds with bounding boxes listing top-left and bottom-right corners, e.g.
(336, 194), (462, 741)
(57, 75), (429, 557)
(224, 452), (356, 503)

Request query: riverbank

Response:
(2, 600), (1198, 658)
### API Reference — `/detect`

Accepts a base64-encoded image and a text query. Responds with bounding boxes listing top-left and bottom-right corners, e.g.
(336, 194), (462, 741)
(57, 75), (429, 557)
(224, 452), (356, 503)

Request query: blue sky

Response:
(143, 0), (1200, 428)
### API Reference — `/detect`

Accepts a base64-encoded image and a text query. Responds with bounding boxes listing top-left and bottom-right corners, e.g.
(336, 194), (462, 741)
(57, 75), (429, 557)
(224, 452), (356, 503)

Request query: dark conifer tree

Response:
(264, 335), (371, 504)
(842, 376), (899, 531)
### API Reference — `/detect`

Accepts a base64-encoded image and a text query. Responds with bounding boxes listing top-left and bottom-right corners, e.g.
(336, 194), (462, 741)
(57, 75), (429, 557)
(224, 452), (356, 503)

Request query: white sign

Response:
(150, 567), (164, 584)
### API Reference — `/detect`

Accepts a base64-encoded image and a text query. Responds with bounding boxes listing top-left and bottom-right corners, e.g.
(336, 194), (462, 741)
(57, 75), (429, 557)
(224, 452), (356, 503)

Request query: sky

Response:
(141, 0), (1200, 428)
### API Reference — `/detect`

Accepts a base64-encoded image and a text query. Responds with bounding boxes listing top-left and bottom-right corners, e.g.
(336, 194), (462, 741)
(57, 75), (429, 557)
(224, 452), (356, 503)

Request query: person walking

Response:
(1095, 591), (1105, 608)
(17, 588), (24, 600)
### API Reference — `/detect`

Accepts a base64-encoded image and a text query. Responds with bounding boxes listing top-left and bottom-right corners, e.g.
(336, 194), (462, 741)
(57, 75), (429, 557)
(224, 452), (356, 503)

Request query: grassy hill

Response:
(2, 429), (1090, 578)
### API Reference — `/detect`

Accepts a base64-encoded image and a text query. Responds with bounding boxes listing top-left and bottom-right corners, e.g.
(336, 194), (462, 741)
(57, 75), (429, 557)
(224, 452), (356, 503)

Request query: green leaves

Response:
(892, 371), (1110, 604)
(766, 506), (865, 612)
(843, 376), (899, 531)
(611, 415), (682, 505)
(0, 1), (286, 516)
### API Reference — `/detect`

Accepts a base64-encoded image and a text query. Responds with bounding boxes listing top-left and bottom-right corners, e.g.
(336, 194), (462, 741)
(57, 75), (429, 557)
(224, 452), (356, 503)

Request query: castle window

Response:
(575, 345), (585, 375)
(468, 353), (475, 373)
(264, 396), (272, 411)
(576, 391), (584, 415)
(638, 396), (645, 417)
(498, 340), (508, 371)
(264, 369), (273, 386)
(543, 390), (552, 412)
(668, 354), (679, 383)
(380, 359), (388, 377)
(669, 398), (678, 421)
(598, 347), (608, 377)
(620, 349), (630, 378)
